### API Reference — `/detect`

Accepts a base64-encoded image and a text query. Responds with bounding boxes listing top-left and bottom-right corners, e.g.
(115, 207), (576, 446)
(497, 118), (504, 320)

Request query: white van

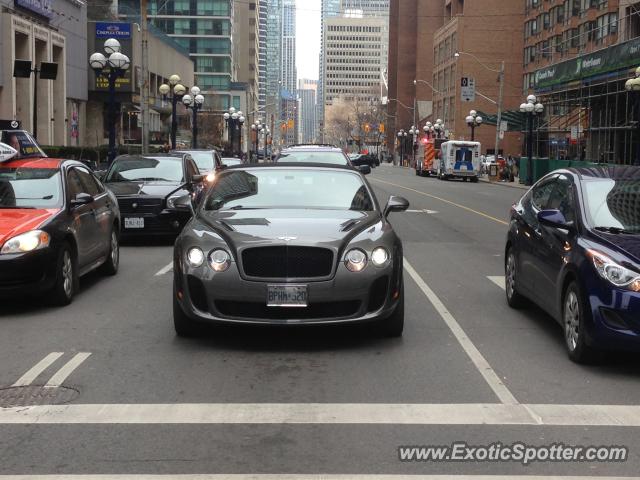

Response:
(437, 141), (481, 182)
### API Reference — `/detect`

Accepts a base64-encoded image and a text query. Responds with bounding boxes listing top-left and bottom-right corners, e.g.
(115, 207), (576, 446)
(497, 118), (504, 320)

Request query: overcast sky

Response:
(296, 0), (321, 81)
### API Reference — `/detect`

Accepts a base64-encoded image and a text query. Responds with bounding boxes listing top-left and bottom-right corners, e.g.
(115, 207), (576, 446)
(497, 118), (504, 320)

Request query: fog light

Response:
(371, 247), (389, 266)
(171, 220), (181, 229)
(186, 247), (204, 267)
(345, 248), (367, 272)
(206, 172), (216, 183)
(209, 249), (231, 272)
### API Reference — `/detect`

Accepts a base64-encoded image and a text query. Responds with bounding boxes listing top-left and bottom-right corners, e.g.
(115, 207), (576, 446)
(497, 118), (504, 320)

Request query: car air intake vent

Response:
(242, 246), (334, 278)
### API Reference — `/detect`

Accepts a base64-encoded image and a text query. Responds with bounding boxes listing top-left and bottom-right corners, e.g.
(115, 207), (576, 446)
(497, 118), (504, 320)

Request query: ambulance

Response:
(436, 140), (481, 182)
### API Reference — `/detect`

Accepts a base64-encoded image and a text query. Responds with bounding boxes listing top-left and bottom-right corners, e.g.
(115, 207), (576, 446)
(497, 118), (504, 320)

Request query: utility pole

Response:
(140, 0), (150, 153)
(494, 60), (505, 161)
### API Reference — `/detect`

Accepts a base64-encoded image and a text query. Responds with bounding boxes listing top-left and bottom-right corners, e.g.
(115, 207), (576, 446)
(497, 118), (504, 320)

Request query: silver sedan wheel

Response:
(564, 290), (580, 352)
(506, 253), (517, 300)
(62, 251), (73, 299)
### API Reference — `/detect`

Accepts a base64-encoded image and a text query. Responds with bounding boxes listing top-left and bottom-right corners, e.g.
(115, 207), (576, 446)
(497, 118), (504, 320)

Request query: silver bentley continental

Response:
(172, 163), (409, 337)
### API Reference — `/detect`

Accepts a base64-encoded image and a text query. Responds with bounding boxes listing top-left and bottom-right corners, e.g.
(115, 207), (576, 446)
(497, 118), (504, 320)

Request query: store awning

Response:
(477, 110), (527, 131)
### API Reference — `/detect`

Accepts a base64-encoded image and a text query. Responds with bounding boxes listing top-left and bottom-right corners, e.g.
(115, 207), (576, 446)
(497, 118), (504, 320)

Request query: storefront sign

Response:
(96, 22), (131, 39)
(14, 0), (53, 19)
(535, 37), (640, 90)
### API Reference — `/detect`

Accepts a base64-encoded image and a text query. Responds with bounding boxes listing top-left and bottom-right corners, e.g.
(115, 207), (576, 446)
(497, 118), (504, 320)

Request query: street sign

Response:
(460, 77), (476, 102)
(500, 121), (508, 133)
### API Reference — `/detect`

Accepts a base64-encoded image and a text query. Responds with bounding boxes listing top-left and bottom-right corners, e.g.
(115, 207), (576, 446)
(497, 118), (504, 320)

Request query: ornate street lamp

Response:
(433, 119), (445, 139)
(89, 38), (130, 164)
(224, 107), (246, 156)
(251, 119), (263, 162)
(397, 129), (408, 166)
(520, 94), (544, 185)
(409, 125), (419, 168)
(182, 86), (205, 149)
(465, 110), (483, 142)
(159, 75), (186, 150)
(625, 66), (640, 166)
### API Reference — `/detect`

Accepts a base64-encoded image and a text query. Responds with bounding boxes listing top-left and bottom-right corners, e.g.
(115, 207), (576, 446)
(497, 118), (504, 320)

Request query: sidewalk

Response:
(478, 175), (529, 190)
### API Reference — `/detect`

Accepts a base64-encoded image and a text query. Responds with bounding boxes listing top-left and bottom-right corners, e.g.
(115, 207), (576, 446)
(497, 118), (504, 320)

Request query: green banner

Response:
(535, 37), (640, 89)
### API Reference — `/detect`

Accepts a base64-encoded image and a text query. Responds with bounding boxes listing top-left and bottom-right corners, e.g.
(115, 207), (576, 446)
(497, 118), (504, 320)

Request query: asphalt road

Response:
(1, 164), (640, 479)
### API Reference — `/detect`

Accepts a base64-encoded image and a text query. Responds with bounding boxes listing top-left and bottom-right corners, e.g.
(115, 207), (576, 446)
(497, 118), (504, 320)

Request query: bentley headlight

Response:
(345, 248), (367, 272)
(371, 247), (390, 267)
(208, 249), (231, 272)
(587, 249), (640, 291)
(186, 247), (205, 267)
(0, 230), (50, 255)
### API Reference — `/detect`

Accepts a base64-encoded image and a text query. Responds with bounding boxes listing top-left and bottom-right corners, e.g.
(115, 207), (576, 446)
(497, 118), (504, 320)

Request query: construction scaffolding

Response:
(535, 69), (637, 165)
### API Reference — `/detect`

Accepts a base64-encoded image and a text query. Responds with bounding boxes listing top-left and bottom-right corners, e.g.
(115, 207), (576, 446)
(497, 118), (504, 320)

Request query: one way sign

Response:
(461, 77), (476, 102)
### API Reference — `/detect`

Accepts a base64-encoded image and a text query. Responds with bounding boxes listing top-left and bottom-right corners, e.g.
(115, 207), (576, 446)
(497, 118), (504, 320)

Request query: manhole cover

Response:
(0, 385), (79, 407)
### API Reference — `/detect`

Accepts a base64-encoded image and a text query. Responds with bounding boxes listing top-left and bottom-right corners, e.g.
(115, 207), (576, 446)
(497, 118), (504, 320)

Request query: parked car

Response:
(0, 139), (120, 305)
(505, 167), (640, 363)
(103, 153), (203, 236)
(171, 149), (223, 177)
(276, 145), (351, 166)
(172, 163), (409, 337)
(221, 157), (243, 167)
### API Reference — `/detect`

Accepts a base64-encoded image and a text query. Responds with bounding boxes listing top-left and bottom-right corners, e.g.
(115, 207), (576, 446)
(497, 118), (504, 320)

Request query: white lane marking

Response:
(488, 276), (506, 290)
(3, 403), (640, 427)
(0, 476), (632, 480)
(406, 209), (439, 214)
(44, 353), (92, 387)
(403, 260), (519, 406)
(11, 352), (64, 387)
(155, 262), (173, 276)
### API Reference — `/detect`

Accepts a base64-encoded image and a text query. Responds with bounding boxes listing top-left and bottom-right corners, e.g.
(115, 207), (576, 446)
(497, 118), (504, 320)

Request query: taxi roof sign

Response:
(0, 142), (18, 163)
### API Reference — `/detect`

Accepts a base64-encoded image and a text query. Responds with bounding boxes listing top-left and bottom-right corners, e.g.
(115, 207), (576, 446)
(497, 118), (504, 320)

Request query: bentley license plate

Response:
(267, 285), (308, 307)
(124, 217), (144, 229)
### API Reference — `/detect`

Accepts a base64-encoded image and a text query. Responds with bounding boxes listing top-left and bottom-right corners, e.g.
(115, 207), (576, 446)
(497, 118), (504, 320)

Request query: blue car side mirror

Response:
(538, 209), (573, 229)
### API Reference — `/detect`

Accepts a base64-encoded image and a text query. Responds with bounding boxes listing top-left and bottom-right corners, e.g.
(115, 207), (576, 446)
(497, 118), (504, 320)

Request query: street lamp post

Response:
(159, 74), (186, 150)
(409, 125), (418, 168)
(89, 38), (131, 164)
(397, 130), (407, 166)
(625, 66), (640, 166)
(182, 86), (204, 149)
(465, 110), (483, 141)
(264, 127), (271, 161)
(423, 122), (435, 140)
(520, 94), (544, 186)
(455, 51), (505, 163)
(434, 119), (445, 139)
(251, 120), (262, 162)
(224, 107), (245, 157)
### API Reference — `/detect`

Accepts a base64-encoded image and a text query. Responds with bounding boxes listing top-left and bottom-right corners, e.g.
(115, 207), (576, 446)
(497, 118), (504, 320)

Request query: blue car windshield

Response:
(583, 178), (640, 233)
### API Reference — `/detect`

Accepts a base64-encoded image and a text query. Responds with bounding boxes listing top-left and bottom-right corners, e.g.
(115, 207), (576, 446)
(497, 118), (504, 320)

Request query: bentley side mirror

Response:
(69, 192), (94, 209)
(358, 165), (372, 175)
(173, 193), (196, 215)
(383, 195), (410, 218)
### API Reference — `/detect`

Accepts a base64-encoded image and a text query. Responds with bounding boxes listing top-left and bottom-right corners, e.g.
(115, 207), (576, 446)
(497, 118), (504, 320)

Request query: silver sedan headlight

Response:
(208, 249), (231, 272)
(371, 247), (390, 267)
(345, 248), (367, 272)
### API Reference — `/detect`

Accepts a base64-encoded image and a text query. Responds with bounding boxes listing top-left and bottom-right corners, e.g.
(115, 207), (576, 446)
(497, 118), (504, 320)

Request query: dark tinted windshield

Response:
(205, 169), (374, 211)
(0, 130), (47, 159)
(105, 157), (184, 183)
(0, 167), (62, 209)
(583, 178), (640, 233)
(277, 150), (349, 165)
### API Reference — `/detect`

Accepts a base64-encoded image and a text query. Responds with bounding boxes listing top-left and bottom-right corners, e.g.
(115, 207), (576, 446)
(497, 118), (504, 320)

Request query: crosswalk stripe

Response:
(44, 353), (91, 387)
(0, 476), (632, 480)
(3, 402), (640, 427)
(487, 276), (506, 290)
(11, 352), (64, 387)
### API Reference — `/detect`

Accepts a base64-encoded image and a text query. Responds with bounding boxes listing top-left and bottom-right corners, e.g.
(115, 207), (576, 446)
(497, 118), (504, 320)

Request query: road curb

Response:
(478, 177), (529, 191)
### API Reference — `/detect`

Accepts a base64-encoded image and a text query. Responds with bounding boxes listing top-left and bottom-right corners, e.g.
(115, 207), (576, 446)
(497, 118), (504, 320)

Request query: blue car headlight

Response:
(587, 249), (640, 292)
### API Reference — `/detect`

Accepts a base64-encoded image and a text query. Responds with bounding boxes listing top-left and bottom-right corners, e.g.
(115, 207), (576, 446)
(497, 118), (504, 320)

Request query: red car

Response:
(0, 131), (121, 305)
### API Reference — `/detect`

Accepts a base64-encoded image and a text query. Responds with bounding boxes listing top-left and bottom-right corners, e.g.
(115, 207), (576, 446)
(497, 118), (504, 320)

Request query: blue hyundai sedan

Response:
(505, 167), (640, 363)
